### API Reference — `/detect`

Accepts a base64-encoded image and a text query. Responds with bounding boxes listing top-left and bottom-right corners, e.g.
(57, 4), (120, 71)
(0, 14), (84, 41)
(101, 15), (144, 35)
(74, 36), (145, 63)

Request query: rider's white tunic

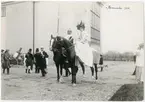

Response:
(74, 31), (93, 67)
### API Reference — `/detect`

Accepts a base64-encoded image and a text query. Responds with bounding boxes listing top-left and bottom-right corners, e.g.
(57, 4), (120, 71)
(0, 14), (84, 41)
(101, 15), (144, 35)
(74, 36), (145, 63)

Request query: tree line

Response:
(103, 51), (134, 61)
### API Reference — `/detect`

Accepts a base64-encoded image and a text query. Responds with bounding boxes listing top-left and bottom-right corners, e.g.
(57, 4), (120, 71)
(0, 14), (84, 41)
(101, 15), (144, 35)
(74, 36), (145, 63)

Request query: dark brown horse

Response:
(50, 35), (78, 85)
(49, 35), (99, 86)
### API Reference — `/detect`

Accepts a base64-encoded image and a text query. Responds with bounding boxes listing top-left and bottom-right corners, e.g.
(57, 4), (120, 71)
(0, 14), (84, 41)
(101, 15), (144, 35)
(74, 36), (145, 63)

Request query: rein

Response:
(51, 36), (74, 53)
(65, 45), (74, 51)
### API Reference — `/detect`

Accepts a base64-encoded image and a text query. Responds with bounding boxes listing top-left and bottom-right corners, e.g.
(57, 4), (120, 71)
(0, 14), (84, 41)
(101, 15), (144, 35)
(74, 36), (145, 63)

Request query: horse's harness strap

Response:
(65, 45), (74, 51)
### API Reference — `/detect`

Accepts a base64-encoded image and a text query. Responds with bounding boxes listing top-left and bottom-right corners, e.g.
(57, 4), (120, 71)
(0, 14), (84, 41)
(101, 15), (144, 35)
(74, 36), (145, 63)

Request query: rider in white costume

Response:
(74, 21), (93, 67)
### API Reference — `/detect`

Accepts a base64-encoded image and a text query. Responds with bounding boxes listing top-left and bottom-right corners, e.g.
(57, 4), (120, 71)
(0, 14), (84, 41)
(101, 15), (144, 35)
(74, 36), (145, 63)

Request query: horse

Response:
(49, 35), (100, 86)
(50, 35), (86, 79)
(49, 35), (74, 82)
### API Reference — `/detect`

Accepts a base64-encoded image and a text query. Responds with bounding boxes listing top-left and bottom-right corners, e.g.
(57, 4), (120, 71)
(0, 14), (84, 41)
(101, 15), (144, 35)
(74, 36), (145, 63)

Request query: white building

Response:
(1, 1), (102, 54)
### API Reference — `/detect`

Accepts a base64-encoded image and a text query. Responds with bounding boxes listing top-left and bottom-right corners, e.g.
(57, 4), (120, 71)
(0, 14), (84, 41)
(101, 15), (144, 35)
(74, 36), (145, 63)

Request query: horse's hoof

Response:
(96, 77), (98, 80)
(96, 77), (98, 81)
(72, 83), (76, 87)
(59, 77), (63, 83)
(91, 76), (95, 79)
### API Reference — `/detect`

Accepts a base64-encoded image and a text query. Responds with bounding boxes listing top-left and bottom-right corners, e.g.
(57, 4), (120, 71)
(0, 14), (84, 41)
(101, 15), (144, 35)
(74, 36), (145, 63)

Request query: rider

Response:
(74, 21), (93, 67)
(65, 29), (73, 43)
(63, 29), (74, 60)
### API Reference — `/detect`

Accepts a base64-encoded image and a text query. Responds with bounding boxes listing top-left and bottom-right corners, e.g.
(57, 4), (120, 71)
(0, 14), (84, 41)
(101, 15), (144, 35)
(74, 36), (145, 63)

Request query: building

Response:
(1, 1), (102, 55)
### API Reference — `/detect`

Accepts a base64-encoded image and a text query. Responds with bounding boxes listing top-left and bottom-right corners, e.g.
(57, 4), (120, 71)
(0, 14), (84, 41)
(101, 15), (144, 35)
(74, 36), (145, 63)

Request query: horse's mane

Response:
(56, 36), (73, 48)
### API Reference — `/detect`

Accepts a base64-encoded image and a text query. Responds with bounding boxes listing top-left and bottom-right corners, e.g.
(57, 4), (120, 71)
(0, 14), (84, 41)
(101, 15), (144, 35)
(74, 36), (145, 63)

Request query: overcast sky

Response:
(101, 2), (144, 53)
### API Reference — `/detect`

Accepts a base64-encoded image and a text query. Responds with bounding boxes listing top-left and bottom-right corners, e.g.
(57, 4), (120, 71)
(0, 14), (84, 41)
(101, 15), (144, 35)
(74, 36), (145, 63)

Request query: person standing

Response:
(135, 43), (144, 83)
(40, 47), (49, 76)
(132, 53), (137, 75)
(25, 49), (34, 73)
(34, 48), (41, 73)
(3, 49), (11, 74)
(1, 49), (5, 69)
(99, 54), (104, 72)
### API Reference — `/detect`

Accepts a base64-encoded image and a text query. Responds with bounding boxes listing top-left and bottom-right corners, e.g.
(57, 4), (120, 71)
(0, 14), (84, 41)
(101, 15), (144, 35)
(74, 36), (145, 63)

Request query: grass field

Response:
(110, 83), (144, 101)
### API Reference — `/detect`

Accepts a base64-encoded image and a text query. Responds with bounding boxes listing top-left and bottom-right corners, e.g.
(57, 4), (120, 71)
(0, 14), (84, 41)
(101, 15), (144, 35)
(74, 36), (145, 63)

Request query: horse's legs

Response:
(90, 67), (94, 78)
(79, 60), (85, 75)
(64, 63), (71, 77)
(28, 66), (31, 74)
(60, 64), (63, 76)
(59, 64), (64, 82)
(101, 66), (103, 72)
(56, 63), (60, 82)
(71, 64), (77, 84)
(94, 64), (98, 80)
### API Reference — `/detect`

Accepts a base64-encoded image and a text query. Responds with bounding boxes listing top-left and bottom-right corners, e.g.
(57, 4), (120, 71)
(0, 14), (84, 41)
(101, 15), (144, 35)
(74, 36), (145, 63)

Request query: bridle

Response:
(50, 37), (62, 53)
(50, 36), (74, 53)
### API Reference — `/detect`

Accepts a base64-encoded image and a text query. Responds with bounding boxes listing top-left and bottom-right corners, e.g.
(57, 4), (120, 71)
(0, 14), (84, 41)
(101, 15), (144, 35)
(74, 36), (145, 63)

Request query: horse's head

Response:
(49, 35), (63, 52)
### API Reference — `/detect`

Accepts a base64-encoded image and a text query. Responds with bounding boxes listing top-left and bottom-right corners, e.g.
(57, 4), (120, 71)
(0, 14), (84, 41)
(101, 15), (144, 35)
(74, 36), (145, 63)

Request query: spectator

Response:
(25, 49), (34, 73)
(135, 43), (144, 83)
(1, 49), (5, 69)
(40, 47), (49, 76)
(3, 49), (11, 74)
(132, 53), (137, 75)
(99, 54), (104, 71)
(34, 48), (41, 73)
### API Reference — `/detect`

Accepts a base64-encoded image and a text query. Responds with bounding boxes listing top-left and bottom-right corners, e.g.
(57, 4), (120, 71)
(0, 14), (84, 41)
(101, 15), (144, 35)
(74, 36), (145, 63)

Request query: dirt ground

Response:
(1, 61), (137, 100)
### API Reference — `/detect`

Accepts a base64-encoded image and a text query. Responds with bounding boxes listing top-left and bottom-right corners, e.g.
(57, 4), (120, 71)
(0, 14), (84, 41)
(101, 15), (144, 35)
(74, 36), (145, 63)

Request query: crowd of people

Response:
(25, 47), (49, 77)
(1, 47), (49, 77)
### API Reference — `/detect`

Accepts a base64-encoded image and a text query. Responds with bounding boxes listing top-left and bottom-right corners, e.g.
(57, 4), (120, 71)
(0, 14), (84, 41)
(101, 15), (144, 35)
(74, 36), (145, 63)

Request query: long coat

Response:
(25, 52), (33, 67)
(41, 51), (49, 68)
(34, 52), (44, 68)
(3, 52), (11, 69)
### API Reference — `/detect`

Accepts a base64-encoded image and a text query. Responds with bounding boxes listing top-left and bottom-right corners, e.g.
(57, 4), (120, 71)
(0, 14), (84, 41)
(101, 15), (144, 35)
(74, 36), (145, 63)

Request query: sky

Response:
(101, 2), (144, 53)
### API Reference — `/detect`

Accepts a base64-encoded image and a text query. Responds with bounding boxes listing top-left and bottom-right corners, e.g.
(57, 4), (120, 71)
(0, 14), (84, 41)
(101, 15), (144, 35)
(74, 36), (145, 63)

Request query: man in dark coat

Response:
(25, 49), (34, 73)
(99, 54), (104, 72)
(40, 47), (49, 76)
(132, 55), (136, 75)
(34, 48), (41, 73)
(3, 49), (11, 74)
(1, 49), (5, 69)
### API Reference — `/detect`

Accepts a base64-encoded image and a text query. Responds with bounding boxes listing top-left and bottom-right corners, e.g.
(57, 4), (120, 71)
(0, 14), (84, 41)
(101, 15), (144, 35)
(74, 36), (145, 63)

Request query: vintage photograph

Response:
(1, 1), (144, 101)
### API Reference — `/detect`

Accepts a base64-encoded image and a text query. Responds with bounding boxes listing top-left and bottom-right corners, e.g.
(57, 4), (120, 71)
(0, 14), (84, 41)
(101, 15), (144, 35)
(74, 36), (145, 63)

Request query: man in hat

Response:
(3, 49), (11, 74)
(40, 47), (49, 76)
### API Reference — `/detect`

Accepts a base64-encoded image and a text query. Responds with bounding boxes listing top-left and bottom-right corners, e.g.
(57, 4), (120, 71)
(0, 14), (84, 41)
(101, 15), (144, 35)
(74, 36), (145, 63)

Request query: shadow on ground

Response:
(109, 83), (144, 101)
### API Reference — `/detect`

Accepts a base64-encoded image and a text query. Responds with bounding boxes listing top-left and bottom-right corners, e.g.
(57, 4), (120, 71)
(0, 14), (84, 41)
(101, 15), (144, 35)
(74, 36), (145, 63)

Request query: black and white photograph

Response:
(1, 1), (144, 101)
